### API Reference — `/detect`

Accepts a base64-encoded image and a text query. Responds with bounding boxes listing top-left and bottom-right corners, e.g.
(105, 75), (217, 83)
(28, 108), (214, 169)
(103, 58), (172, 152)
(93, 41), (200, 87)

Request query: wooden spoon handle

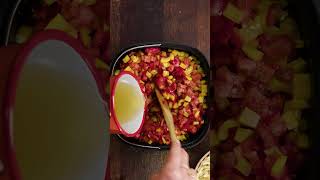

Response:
(155, 89), (178, 143)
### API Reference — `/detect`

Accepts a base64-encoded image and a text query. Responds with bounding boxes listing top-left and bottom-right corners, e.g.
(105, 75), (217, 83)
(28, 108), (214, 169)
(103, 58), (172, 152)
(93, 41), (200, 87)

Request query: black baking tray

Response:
(110, 43), (211, 149)
(289, 0), (320, 179)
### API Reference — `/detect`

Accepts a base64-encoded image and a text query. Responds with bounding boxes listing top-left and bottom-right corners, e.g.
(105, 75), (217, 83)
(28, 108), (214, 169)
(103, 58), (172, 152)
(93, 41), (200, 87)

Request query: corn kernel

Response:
(173, 103), (179, 109)
(123, 55), (130, 63)
(189, 56), (195, 60)
(148, 140), (153, 144)
(201, 85), (208, 93)
(131, 55), (140, 63)
(203, 104), (208, 109)
(167, 79), (173, 84)
(162, 62), (170, 68)
(156, 128), (162, 133)
(161, 57), (170, 63)
(145, 71), (152, 79)
(124, 66), (134, 73)
(177, 135), (186, 141)
(114, 70), (120, 75)
(193, 121), (200, 125)
(180, 63), (187, 69)
(163, 92), (170, 100)
(169, 54), (175, 60)
(139, 80), (145, 84)
(185, 66), (193, 75)
(168, 49), (173, 52)
(201, 80), (206, 84)
(161, 51), (167, 57)
(169, 94), (175, 101)
(151, 69), (158, 75)
(183, 102), (189, 107)
(163, 71), (169, 77)
(198, 96), (204, 103)
(186, 76), (192, 81)
(185, 96), (191, 102)
(169, 102), (173, 108)
(172, 50), (179, 56)
(168, 75), (173, 80)
(183, 111), (189, 117)
(194, 110), (200, 118)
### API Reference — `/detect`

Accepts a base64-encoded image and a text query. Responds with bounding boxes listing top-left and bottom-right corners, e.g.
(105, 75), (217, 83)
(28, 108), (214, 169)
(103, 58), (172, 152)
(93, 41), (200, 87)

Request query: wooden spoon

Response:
(155, 89), (178, 143)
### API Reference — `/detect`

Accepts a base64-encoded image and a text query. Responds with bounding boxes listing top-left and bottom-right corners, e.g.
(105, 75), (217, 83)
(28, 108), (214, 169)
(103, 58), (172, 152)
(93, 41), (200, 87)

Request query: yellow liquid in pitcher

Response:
(114, 81), (144, 124)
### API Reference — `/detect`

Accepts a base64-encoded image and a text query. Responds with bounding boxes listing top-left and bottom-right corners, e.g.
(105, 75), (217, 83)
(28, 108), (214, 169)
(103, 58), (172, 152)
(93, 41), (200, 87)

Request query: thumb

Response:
(166, 140), (182, 169)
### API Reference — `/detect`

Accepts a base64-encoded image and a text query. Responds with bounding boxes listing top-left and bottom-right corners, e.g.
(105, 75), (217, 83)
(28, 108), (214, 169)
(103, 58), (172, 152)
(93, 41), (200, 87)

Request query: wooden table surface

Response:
(109, 0), (210, 179)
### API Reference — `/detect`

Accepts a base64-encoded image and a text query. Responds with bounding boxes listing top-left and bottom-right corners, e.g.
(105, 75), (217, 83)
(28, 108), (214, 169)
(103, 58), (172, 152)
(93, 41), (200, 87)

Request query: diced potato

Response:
(210, 130), (220, 147)
(218, 119), (239, 141)
(198, 96), (204, 103)
(124, 66), (134, 73)
(264, 146), (282, 156)
(95, 58), (109, 70)
(151, 70), (158, 75)
(180, 63), (187, 69)
(288, 58), (307, 73)
(282, 110), (301, 130)
(83, 0), (96, 5)
(242, 44), (264, 61)
(146, 71), (152, 79)
(239, 107), (261, 128)
(223, 3), (245, 24)
(15, 25), (33, 44)
(184, 96), (191, 102)
(46, 14), (78, 38)
(114, 70), (120, 75)
(160, 57), (170, 63)
(268, 78), (291, 93)
(234, 155), (252, 176)
(293, 73), (311, 99)
(271, 155), (287, 178)
(238, 17), (263, 43)
(216, 98), (230, 111)
(284, 99), (310, 111)
(234, 128), (254, 143)
(123, 55), (130, 63)
(131, 55), (140, 63)
(163, 71), (169, 77)
(185, 66), (193, 75)
(80, 27), (91, 48)
(44, 0), (56, 6)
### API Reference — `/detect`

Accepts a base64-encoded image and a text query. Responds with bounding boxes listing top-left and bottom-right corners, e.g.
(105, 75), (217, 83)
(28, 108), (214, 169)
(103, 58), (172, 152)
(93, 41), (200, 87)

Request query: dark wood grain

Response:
(110, 0), (210, 179)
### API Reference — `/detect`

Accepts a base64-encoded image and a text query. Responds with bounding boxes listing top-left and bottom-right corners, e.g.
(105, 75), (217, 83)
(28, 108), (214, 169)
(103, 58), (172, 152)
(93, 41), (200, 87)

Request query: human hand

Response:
(150, 141), (196, 180)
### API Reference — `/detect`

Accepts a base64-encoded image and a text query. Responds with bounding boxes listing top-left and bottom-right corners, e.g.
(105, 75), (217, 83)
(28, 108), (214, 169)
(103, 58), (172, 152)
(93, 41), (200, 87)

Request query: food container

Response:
(2, 30), (109, 180)
(110, 43), (211, 149)
(195, 151), (210, 180)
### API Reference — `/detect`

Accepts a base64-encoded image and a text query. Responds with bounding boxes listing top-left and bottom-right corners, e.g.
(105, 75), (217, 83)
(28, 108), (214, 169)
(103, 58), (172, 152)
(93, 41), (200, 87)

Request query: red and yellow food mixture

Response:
(115, 48), (208, 145)
(211, 0), (311, 179)
(14, 0), (110, 82)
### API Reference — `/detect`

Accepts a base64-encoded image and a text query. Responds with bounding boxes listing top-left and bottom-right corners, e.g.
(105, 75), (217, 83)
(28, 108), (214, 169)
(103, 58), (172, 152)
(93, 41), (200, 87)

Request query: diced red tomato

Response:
(145, 48), (160, 55)
(260, 35), (294, 62)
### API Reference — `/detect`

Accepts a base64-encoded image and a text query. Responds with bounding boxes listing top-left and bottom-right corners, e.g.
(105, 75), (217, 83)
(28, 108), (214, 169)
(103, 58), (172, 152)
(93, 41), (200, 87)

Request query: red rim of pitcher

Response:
(2, 30), (107, 180)
(110, 71), (146, 137)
